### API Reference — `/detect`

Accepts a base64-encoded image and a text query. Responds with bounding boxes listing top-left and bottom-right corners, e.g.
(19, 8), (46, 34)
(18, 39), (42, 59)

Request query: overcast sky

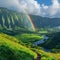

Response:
(0, 0), (60, 18)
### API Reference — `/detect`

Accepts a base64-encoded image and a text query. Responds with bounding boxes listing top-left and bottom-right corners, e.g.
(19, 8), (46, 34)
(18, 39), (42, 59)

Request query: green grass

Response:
(38, 49), (60, 60)
(0, 33), (60, 60)
(31, 48), (60, 60)
(0, 33), (37, 60)
(15, 33), (44, 46)
(15, 33), (60, 60)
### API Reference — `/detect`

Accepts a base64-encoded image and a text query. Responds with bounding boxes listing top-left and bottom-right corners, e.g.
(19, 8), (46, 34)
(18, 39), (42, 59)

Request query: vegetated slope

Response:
(30, 15), (60, 29)
(0, 33), (60, 60)
(15, 33), (44, 46)
(35, 49), (60, 60)
(0, 33), (37, 60)
(15, 33), (60, 60)
(0, 8), (34, 32)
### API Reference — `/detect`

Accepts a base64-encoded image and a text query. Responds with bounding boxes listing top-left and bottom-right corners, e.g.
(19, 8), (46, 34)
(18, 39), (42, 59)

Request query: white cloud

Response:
(0, 0), (41, 15)
(0, 0), (60, 18)
(49, 0), (60, 16)
(40, 0), (60, 17)
(18, 0), (41, 15)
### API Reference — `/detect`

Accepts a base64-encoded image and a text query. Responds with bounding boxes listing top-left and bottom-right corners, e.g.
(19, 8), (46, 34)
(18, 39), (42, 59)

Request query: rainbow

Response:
(19, 5), (36, 32)
(26, 14), (36, 32)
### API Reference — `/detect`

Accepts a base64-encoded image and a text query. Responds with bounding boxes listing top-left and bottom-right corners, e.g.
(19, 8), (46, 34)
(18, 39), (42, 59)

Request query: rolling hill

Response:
(0, 33), (60, 60)
(0, 33), (37, 60)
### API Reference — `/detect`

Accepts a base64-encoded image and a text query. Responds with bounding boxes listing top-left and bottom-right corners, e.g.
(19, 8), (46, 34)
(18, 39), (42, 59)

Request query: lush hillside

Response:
(35, 49), (60, 60)
(0, 33), (37, 60)
(0, 33), (60, 60)
(15, 33), (44, 47)
(0, 8), (34, 32)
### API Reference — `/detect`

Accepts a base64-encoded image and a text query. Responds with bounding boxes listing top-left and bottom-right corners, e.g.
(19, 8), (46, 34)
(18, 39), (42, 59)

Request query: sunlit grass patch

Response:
(0, 33), (37, 60)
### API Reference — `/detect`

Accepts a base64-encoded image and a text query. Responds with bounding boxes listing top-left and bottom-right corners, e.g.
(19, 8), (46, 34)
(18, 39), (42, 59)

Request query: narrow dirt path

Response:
(35, 53), (41, 60)
(33, 50), (41, 60)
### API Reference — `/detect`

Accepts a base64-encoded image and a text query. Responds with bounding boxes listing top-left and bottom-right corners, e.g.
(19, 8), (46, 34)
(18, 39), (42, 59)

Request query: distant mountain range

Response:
(30, 15), (60, 29)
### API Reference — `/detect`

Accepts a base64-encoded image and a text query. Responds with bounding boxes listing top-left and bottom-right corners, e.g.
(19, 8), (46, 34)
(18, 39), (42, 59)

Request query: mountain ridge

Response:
(0, 7), (35, 32)
(0, 7), (60, 31)
(30, 15), (60, 29)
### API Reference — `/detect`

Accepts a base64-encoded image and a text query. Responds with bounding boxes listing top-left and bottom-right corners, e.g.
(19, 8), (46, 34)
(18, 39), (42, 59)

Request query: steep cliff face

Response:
(0, 8), (35, 31)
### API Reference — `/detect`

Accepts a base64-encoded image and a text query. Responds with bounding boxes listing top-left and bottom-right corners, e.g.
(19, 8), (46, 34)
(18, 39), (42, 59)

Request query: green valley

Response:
(0, 8), (60, 60)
